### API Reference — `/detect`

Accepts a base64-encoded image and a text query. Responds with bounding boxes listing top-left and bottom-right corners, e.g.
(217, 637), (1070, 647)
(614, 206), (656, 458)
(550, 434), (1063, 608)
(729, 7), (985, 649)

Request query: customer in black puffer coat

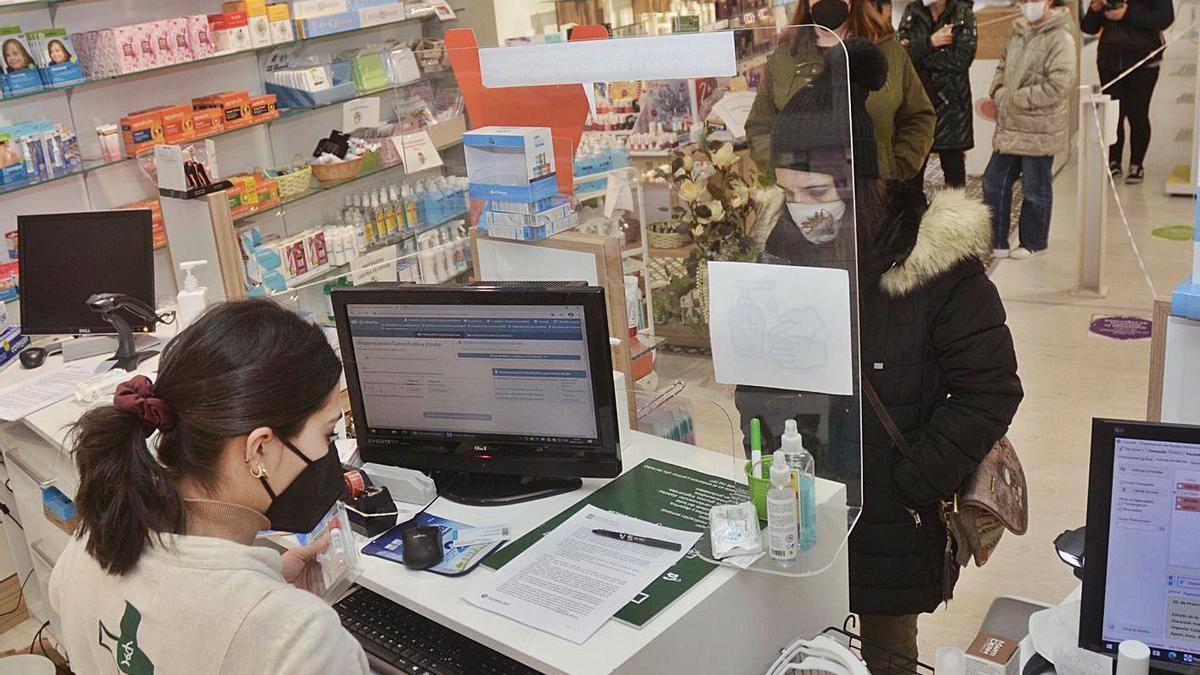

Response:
(897, 0), (977, 188)
(737, 38), (1023, 670)
(1082, 0), (1174, 184)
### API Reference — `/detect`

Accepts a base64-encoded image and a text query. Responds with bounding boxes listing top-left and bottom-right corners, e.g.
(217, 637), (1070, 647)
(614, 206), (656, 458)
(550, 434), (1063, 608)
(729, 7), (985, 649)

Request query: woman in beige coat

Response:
(980, 0), (1075, 259)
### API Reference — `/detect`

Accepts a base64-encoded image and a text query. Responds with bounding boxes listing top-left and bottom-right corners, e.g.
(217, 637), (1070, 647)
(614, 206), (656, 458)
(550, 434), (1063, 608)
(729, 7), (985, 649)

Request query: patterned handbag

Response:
(863, 378), (1028, 597)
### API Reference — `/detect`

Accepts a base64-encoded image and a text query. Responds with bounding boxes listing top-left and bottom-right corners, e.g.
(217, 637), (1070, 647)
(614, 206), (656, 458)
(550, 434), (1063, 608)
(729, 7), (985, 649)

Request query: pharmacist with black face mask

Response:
(745, 0), (935, 184)
(49, 300), (370, 675)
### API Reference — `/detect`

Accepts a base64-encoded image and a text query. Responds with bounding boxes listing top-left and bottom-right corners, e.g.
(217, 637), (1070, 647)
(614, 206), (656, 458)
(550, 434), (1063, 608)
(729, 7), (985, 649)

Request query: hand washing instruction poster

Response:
(708, 261), (853, 395)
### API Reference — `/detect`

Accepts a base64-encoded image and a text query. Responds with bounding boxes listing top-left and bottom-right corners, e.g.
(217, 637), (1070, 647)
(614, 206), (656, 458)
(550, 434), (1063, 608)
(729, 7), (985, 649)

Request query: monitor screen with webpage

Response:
(1082, 419), (1200, 674)
(333, 284), (621, 494)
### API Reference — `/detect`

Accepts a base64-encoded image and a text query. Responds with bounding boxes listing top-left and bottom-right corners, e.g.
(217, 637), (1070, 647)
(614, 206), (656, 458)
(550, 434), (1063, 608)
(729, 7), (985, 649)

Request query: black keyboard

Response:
(334, 586), (542, 675)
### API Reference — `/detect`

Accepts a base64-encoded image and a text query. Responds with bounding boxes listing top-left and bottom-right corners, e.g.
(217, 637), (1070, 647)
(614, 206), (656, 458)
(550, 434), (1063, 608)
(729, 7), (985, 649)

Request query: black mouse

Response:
(19, 347), (47, 370)
(402, 525), (444, 570)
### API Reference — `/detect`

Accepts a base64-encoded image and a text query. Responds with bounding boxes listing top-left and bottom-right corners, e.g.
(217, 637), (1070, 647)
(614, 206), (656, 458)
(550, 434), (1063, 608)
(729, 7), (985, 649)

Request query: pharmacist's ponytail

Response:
(73, 398), (184, 576)
(70, 299), (343, 576)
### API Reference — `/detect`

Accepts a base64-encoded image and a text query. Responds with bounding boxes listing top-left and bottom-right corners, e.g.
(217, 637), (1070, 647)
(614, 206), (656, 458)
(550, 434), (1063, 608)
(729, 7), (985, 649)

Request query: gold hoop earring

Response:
(250, 464), (267, 479)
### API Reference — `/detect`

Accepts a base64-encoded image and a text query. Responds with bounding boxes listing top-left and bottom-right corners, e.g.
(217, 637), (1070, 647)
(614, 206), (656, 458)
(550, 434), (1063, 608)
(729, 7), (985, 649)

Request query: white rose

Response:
(679, 179), (708, 204)
(712, 143), (738, 169)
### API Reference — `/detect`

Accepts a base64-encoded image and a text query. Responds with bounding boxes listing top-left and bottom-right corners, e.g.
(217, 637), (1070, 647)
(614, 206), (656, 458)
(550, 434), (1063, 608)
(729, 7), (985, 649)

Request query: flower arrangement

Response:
(663, 134), (765, 265)
(649, 134), (775, 327)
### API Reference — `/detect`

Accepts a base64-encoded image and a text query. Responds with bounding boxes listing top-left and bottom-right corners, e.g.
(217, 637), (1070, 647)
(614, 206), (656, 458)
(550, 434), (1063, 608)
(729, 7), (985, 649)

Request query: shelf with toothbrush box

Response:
(463, 126), (557, 204)
(0, 120), (81, 189)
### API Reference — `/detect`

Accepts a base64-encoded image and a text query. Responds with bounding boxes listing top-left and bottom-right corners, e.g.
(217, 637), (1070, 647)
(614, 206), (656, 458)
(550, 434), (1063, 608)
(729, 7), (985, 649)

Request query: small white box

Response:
(485, 196), (571, 228)
(965, 631), (1020, 675)
(359, 4), (405, 26)
(463, 126), (556, 197)
(290, 0), (348, 19)
(248, 14), (272, 47)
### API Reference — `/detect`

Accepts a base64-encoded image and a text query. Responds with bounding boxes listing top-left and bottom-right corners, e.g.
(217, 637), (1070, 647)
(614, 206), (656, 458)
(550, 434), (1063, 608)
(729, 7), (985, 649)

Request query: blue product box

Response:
(469, 173), (558, 203)
(480, 211), (577, 241)
(0, 325), (30, 368)
(484, 196), (571, 228)
(488, 194), (564, 215)
(42, 486), (76, 522)
(2, 69), (43, 95)
(463, 126), (556, 189)
(347, 0), (398, 10)
(295, 11), (361, 38)
(41, 61), (84, 86)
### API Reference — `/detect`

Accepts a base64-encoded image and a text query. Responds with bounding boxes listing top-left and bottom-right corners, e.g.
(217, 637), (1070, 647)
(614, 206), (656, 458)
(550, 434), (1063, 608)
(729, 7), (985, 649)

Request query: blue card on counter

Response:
(362, 513), (504, 576)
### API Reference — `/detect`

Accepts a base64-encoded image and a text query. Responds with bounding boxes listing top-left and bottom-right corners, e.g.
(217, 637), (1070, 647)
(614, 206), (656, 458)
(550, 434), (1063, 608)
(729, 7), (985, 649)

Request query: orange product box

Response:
(193, 91), (252, 128)
(158, 104), (195, 144)
(120, 108), (165, 157)
(249, 94), (278, 122)
(222, 1), (248, 12)
(256, 177), (281, 207)
(190, 107), (225, 136)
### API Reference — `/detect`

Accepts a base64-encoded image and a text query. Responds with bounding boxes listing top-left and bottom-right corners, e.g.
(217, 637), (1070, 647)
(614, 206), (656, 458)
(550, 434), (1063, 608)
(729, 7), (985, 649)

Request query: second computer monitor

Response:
(333, 283), (621, 500)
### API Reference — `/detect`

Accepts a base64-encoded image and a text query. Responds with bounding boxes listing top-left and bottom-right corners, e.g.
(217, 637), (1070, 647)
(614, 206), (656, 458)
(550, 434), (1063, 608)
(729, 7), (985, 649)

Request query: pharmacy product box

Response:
(188, 15), (215, 58)
(482, 212), (577, 241)
(249, 94), (279, 122)
(294, 11), (360, 38)
(120, 109), (165, 157)
(111, 25), (141, 73)
(210, 12), (251, 53)
(289, 0), (348, 19)
(358, 3), (405, 27)
(348, 0), (398, 9)
(0, 325), (29, 369)
(168, 18), (194, 62)
(965, 631), (1020, 675)
(464, 126), (555, 189)
(267, 4), (295, 43)
(476, 194), (561, 216)
(0, 133), (28, 185)
(484, 196), (571, 228)
(132, 23), (161, 69)
(0, 301), (8, 329)
(238, 0), (273, 47)
(149, 20), (177, 65)
(159, 104), (196, 143)
(469, 174), (557, 203)
(193, 91), (253, 128)
(191, 107), (226, 136)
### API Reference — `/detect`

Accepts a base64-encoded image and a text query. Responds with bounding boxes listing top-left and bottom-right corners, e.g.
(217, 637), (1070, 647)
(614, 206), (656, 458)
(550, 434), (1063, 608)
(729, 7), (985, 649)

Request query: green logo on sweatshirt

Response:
(98, 601), (154, 675)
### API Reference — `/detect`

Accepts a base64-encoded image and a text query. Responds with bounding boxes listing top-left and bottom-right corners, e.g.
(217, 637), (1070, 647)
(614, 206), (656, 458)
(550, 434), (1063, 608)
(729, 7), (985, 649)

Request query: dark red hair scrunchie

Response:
(113, 375), (175, 432)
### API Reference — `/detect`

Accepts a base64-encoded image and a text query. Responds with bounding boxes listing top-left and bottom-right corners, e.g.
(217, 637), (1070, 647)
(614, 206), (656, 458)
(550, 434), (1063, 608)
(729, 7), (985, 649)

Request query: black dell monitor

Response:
(1081, 418), (1200, 674)
(332, 283), (621, 505)
(17, 210), (156, 336)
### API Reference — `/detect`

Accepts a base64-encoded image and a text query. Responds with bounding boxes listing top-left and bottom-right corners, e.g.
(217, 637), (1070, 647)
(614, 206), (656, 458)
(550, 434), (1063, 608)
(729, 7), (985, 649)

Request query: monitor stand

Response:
(434, 473), (583, 507)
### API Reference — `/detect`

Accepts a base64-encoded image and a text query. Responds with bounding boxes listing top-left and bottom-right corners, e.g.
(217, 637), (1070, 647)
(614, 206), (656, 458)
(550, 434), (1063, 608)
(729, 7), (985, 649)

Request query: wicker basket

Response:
(648, 221), (690, 249)
(268, 165), (313, 199)
(311, 157), (364, 187)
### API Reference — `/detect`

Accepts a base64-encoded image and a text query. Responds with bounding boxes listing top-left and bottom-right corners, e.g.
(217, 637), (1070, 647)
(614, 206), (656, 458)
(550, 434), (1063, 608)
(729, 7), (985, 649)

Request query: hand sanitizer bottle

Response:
(767, 450), (798, 564)
(176, 260), (209, 330)
(780, 419), (817, 551)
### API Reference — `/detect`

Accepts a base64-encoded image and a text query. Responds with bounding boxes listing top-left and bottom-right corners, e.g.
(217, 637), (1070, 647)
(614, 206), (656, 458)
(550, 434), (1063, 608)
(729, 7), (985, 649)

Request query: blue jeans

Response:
(982, 153), (1054, 251)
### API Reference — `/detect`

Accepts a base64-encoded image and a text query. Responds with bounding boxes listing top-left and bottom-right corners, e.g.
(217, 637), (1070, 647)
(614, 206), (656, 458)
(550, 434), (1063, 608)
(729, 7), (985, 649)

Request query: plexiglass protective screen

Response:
(257, 21), (864, 578)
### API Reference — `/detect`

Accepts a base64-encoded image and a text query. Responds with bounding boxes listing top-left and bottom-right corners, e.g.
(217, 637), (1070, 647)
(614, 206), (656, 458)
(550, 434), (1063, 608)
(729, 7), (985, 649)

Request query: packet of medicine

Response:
(304, 501), (363, 602)
(451, 524), (510, 548)
(709, 502), (763, 560)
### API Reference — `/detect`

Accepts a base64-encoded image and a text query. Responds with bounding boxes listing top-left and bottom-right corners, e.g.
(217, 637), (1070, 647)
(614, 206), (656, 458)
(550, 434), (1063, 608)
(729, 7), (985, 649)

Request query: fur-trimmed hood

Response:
(879, 188), (991, 297)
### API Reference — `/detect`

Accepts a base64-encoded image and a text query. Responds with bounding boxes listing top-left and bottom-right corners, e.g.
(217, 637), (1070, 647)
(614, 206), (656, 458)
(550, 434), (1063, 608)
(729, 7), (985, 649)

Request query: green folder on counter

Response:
(484, 458), (750, 627)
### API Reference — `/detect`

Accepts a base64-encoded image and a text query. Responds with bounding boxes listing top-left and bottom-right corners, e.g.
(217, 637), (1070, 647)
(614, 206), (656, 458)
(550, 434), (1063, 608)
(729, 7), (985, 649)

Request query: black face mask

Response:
(260, 439), (345, 534)
(810, 0), (850, 29)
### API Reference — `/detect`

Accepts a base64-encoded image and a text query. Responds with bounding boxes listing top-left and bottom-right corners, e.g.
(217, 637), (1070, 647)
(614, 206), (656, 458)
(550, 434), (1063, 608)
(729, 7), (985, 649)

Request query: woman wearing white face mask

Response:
(980, 0), (1075, 259)
(740, 41), (1022, 671)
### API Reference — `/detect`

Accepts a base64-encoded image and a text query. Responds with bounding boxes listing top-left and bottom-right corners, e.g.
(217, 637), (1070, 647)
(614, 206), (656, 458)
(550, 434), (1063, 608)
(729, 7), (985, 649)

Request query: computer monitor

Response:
(332, 283), (621, 506)
(1081, 418), (1200, 674)
(17, 210), (156, 336)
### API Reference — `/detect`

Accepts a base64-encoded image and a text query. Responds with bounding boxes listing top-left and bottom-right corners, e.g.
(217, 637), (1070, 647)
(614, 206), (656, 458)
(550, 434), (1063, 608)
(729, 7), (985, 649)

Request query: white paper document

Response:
(0, 358), (111, 421)
(464, 505), (700, 644)
(708, 261), (853, 395)
(708, 91), (757, 139)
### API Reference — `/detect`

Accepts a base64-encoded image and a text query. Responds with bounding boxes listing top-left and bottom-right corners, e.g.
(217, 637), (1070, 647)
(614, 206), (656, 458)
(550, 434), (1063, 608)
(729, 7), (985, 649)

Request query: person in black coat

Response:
(897, 0), (978, 188)
(737, 38), (1023, 670)
(1082, 0), (1174, 184)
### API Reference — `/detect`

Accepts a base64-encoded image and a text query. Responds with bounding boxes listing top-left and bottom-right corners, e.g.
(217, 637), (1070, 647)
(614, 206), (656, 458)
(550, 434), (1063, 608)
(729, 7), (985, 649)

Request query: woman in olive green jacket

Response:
(746, 0), (936, 182)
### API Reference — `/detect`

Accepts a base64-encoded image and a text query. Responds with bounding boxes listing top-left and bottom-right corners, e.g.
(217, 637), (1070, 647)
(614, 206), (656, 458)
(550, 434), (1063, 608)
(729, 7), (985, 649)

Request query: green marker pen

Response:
(751, 417), (763, 479)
